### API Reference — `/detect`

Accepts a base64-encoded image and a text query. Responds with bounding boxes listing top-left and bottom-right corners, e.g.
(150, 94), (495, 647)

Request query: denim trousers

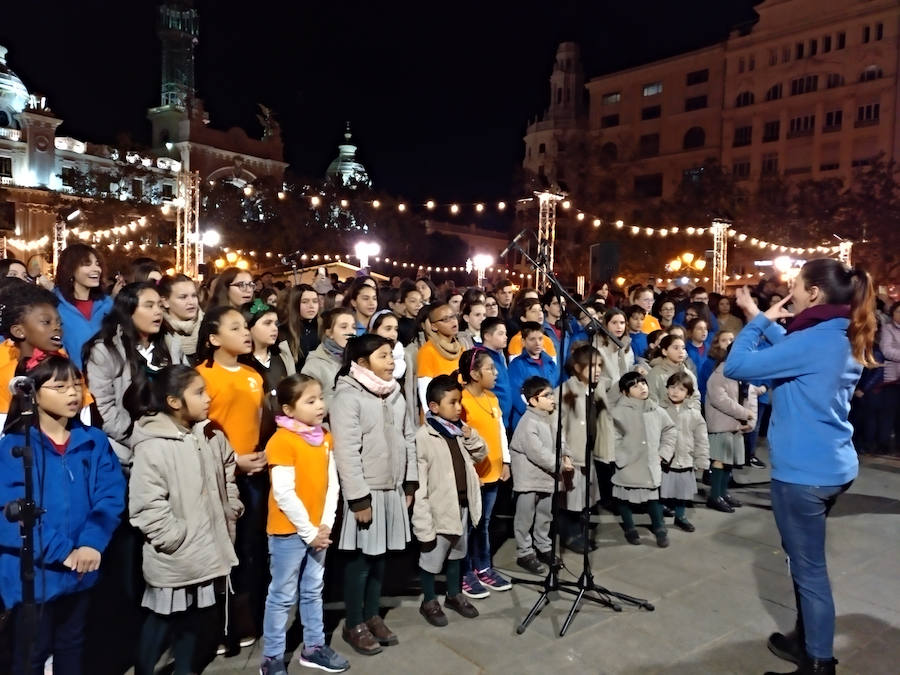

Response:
(770, 478), (852, 660)
(467, 481), (500, 572)
(262, 534), (327, 658)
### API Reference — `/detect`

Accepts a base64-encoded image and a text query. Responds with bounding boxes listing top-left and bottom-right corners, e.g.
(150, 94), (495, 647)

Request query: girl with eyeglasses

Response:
(205, 267), (255, 311)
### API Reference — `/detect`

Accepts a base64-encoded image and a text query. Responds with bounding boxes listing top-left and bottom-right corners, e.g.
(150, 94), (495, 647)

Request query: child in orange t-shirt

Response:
(458, 348), (513, 599)
(416, 302), (463, 411)
(260, 373), (348, 673)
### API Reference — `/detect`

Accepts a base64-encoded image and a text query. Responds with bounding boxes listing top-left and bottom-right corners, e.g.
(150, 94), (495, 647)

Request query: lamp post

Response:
(467, 253), (494, 287)
(200, 229), (220, 266)
(354, 241), (380, 270)
(667, 252), (707, 274)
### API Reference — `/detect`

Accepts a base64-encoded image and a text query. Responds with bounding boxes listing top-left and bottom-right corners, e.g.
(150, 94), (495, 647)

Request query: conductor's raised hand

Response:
(734, 286), (759, 320)
(764, 292), (795, 323)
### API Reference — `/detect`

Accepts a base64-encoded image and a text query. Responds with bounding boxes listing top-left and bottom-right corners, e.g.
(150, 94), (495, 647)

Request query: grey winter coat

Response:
(85, 333), (186, 469)
(647, 359), (701, 411)
(611, 396), (677, 490)
(559, 377), (615, 465)
(704, 363), (757, 433)
(330, 375), (418, 507)
(659, 398), (710, 471)
(129, 414), (242, 588)
(510, 407), (570, 493)
(301, 343), (341, 405)
(411, 424), (486, 542)
(403, 340), (421, 426)
(597, 334), (634, 404)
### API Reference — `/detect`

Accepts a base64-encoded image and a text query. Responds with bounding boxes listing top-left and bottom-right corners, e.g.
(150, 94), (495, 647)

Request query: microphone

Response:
(8, 376), (36, 397)
(280, 250), (305, 266)
(500, 229), (531, 258)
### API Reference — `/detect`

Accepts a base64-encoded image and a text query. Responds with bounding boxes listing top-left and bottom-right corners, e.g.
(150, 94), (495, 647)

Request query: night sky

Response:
(3, 0), (758, 202)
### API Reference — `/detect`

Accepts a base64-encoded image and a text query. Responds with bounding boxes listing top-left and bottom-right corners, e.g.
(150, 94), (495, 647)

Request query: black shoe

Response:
(653, 529), (669, 548)
(588, 537), (599, 551)
(624, 528), (641, 545)
(662, 505), (675, 518)
(723, 493), (743, 508)
(763, 656), (836, 675)
(516, 555), (547, 575)
(673, 518), (695, 532)
(563, 536), (589, 555)
(749, 456), (767, 468)
(535, 549), (562, 567)
(767, 630), (804, 665)
(706, 497), (735, 513)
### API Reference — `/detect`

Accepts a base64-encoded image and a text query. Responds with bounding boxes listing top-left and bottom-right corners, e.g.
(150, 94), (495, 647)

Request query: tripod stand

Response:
(505, 233), (653, 637)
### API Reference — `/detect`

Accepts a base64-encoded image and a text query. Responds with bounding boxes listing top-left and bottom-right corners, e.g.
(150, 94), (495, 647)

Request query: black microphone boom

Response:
(8, 376), (35, 397)
(500, 229), (531, 258)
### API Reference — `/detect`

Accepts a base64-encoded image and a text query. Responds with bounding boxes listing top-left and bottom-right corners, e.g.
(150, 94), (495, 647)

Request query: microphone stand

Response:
(3, 385), (45, 668)
(504, 236), (653, 638)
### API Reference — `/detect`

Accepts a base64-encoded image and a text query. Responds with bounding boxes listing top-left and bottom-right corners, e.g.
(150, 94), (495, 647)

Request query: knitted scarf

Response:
(275, 415), (325, 446)
(425, 411), (464, 438)
(428, 332), (462, 361)
(350, 361), (398, 396)
(164, 309), (203, 355)
(321, 336), (344, 362)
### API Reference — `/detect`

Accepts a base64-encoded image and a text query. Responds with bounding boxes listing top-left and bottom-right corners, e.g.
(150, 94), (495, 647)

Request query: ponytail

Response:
(848, 267), (877, 367)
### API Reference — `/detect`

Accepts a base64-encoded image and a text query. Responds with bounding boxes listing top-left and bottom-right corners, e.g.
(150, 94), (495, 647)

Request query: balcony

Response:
(0, 128), (22, 141)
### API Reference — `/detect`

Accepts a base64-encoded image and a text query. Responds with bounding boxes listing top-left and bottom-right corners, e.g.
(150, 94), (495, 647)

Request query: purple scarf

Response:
(786, 304), (851, 334)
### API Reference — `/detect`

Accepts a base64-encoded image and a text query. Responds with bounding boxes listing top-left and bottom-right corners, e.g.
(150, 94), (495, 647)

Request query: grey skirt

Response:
(708, 431), (745, 466)
(565, 463), (601, 511)
(660, 469), (697, 501)
(141, 578), (218, 615)
(338, 485), (411, 556)
(612, 485), (659, 504)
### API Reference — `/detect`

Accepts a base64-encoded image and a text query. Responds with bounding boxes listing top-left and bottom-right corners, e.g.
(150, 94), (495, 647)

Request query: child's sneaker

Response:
(461, 570), (490, 599)
(260, 656), (288, 675)
(476, 567), (512, 591)
(516, 554), (547, 575)
(445, 593), (479, 618)
(298, 644), (350, 672)
(624, 528), (641, 545)
(653, 529), (670, 548)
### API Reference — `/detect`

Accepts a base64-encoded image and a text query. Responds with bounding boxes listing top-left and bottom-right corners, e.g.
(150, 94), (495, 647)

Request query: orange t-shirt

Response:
(266, 428), (332, 535)
(196, 361), (263, 455)
(507, 333), (557, 360)
(642, 314), (661, 333)
(461, 389), (504, 483)
(416, 340), (461, 379)
(0, 341), (93, 414)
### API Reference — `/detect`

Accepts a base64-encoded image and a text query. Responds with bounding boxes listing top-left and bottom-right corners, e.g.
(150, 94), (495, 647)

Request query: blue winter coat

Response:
(0, 422), (126, 608)
(54, 289), (114, 369)
(724, 313), (860, 486)
(486, 347), (513, 430)
(507, 352), (560, 431)
(628, 331), (649, 360)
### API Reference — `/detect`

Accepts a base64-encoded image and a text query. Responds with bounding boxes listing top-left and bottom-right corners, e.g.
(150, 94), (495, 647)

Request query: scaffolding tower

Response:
(535, 190), (564, 290)
(711, 219), (730, 294)
(175, 170), (201, 278)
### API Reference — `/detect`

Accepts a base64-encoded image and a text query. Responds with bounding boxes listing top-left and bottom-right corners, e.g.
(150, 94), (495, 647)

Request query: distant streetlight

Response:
(355, 241), (380, 269)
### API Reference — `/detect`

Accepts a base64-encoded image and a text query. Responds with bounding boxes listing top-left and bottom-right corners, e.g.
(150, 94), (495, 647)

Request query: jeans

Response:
(262, 534), (327, 659)
(467, 482), (499, 571)
(13, 590), (90, 675)
(770, 478), (852, 660)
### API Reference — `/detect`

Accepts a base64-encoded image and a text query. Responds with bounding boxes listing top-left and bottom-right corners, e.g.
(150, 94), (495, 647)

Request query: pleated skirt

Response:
(338, 485), (411, 556)
(564, 463), (601, 511)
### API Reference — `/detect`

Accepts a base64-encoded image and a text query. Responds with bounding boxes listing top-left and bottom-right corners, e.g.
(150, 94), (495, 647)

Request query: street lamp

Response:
(470, 253), (494, 287)
(355, 241), (380, 269)
(668, 252), (706, 273)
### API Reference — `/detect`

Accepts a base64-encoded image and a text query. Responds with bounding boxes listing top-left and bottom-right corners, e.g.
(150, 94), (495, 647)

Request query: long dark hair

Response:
(799, 258), (877, 366)
(336, 333), (392, 381)
(280, 283), (319, 362)
(195, 305), (245, 367)
(82, 282), (175, 419)
(5, 354), (83, 434)
(132, 364), (203, 419)
(205, 266), (249, 310)
(55, 244), (107, 303)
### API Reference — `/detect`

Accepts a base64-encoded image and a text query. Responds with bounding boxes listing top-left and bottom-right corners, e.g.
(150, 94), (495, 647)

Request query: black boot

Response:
(767, 629), (804, 665)
(764, 655), (836, 675)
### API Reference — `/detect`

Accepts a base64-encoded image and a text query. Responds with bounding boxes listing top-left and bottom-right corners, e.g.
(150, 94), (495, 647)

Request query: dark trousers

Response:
(228, 472), (270, 643)
(12, 591), (90, 675)
(135, 599), (222, 675)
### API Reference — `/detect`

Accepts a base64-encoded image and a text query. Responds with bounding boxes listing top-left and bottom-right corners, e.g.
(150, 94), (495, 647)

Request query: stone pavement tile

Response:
(663, 634), (794, 675)
(830, 592), (900, 654)
(841, 636), (900, 675)
(718, 508), (782, 547)
(601, 553), (709, 598)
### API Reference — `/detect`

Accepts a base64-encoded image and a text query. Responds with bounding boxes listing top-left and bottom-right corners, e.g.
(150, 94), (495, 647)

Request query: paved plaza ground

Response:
(198, 444), (900, 675)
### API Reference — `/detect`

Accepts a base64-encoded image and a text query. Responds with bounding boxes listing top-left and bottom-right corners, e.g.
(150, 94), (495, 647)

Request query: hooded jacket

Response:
(597, 335), (634, 405)
(301, 342), (342, 406)
(0, 422), (126, 608)
(647, 359), (701, 411)
(560, 376), (615, 465)
(411, 423), (486, 542)
(510, 407), (570, 493)
(507, 352), (560, 430)
(611, 396), (677, 490)
(129, 414), (242, 589)
(704, 362), (758, 433)
(659, 398), (710, 471)
(53, 288), (113, 370)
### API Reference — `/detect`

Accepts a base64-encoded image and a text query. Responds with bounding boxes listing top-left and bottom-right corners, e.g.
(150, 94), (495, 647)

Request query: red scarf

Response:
(786, 304), (850, 334)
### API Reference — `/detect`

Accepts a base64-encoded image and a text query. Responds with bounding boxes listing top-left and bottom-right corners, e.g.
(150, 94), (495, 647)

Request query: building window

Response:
(826, 73), (844, 88)
(782, 45), (790, 63)
(642, 81), (663, 97)
(161, 183), (174, 199)
(537, 165), (545, 177)
(61, 167), (77, 187)
(600, 114), (620, 128)
(733, 125), (753, 147)
(820, 162), (840, 171)
(856, 103), (880, 126)
(768, 48), (778, 66)
(735, 91), (755, 107)
(788, 114), (816, 138)
(132, 178), (143, 199)
(795, 42), (804, 59)
(765, 83), (783, 101)
(685, 95), (708, 111)
(638, 133), (660, 157)
(824, 35), (832, 52)
(876, 22), (884, 40)
(824, 110), (843, 131)
(686, 68), (709, 85)
(641, 105), (661, 120)
(837, 31), (846, 49)
(733, 159), (751, 181)
(863, 25), (871, 44)
(860, 65), (883, 82)
(538, 143), (546, 154)
(682, 127), (705, 150)
(601, 142), (618, 161)
(762, 153), (779, 175)
(763, 120), (780, 142)
(0, 157), (11, 177)
(790, 75), (818, 95)
(601, 91), (621, 105)
(633, 173), (663, 198)
(809, 39), (817, 56)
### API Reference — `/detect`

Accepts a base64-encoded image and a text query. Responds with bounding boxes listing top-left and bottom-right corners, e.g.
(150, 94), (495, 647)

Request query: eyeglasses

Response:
(41, 382), (84, 394)
(432, 315), (457, 324)
(230, 282), (255, 290)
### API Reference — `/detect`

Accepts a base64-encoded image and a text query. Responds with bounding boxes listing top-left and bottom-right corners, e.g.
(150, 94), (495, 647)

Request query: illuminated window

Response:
(601, 92), (621, 105)
(642, 82), (663, 97)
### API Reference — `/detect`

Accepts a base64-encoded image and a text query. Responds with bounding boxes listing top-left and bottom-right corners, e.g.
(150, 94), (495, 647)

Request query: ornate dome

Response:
(0, 45), (29, 129)
(326, 122), (371, 188)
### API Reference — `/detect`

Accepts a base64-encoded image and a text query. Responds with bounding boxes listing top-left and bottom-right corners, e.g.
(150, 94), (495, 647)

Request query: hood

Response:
(133, 413), (191, 441)
(617, 396), (656, 413)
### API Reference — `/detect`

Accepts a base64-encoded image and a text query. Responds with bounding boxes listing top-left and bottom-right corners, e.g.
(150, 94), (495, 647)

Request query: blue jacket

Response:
(507, 351), (560, 431)
(685, 334), (713, 373)
(724, 313), (860, 486)
(674, 309), (719, 334)
(0, 422), (126, 608)
(54, 289), (114, 369)
(486, 347), (513, 429)
(628, 331), (649, 360)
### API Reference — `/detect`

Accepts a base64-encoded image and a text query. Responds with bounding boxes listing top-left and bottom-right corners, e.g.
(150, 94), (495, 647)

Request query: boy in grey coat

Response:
(510, 377), (573, 575)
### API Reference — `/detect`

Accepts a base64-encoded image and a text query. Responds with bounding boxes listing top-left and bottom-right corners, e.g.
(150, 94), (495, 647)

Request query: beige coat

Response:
(611, 396), (677, 490)
(704, 363), (758, 433)
(411, 423), (486, 542)
(647, 359), (701, 411)
(659, 398), (710, 471)
(597, 334), (634, 404)
(560, 377), (615, 465)
(129, 414), (242, 588)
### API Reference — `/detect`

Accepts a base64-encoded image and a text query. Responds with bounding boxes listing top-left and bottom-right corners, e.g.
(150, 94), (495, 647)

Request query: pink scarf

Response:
(275, 416), (325, 446)
(350, 361), (398, 396)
